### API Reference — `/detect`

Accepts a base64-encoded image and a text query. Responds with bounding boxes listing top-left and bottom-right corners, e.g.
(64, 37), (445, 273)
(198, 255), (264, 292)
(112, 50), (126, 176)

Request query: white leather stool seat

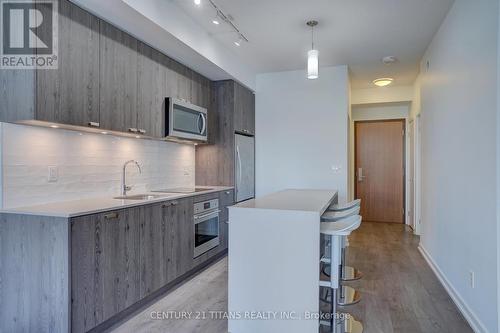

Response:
(322, 206), (360, 222)
(320, 215), (362, 236)
(328, 199), (361, 212)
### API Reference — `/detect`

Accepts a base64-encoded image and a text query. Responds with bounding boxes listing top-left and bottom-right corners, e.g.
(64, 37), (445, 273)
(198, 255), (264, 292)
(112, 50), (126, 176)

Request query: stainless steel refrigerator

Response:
(234, 134), (255, 202)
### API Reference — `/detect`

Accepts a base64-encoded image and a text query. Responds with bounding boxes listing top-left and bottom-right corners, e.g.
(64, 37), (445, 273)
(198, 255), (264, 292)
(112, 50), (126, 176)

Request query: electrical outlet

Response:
(48, 166), (58, 183)
(469, 271), (475, 289)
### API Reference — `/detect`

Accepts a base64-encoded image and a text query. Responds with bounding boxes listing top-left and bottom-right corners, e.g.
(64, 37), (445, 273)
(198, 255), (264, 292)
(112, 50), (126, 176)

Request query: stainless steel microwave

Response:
(165, 98), (208, 142)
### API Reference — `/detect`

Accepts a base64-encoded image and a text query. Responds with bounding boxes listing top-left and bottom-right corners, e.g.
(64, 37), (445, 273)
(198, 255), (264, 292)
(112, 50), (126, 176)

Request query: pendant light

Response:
(306, 20), (319, 79)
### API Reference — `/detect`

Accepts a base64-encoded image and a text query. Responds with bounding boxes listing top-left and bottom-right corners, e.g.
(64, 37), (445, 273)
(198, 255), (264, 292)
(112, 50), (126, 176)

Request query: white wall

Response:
(419, 0), (498, 331)
(351, 85), (414, 105)
(410, 75), (422, 119)
(351, 103), (409, 121)
(1, 123), (195, 208)
(255, 66), (350, 202)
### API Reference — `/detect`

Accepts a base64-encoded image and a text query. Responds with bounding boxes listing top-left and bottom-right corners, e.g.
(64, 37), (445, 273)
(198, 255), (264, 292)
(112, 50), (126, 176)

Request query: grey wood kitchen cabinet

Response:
(35, 0), (100, 127)
(219, 189), (234, 250)
(71, 199), (194, 333)
(219, 189), (235, 222)
(71, 207), (142, 333)
(234, 81), (255, 135)
(139, 202), (168, 297)
(196, 80), (255, 188)
(99, 20), (138, 133)
(165, 198), (195, 282)
(136, 42), (168, 138)
(1, 190), (230, 333)
(0, 0), (214, 139)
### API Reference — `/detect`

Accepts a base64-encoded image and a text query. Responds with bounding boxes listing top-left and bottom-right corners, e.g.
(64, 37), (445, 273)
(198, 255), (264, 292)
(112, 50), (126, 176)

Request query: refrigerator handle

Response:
(236, 145), (242, 188)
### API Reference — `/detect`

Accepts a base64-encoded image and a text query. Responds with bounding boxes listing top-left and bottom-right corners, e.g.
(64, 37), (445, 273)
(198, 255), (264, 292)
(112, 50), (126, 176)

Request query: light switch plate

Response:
(48, 166), (58, 183)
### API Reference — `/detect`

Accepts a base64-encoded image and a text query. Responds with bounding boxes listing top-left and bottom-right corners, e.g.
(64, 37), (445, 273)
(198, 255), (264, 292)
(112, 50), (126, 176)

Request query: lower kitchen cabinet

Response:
(219, 189), (234, 251)
(139, 203), (167, 297)
(71, 207), (142, 333)
(164, 198), (194, 282)
(70, 192), (228, 333)
(219, 189), (234, 222)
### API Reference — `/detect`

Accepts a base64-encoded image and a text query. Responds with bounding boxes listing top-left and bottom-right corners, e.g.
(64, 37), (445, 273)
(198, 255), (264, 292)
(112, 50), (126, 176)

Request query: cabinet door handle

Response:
(171, 201), (179, 206)
(225, 191), (231, 195)
(138, 129), (146, 134)
(88, 122), (100, 128)
(225, 221), (229, 224)
(104, 212), (119, 220)
(128, 128), (138, 133)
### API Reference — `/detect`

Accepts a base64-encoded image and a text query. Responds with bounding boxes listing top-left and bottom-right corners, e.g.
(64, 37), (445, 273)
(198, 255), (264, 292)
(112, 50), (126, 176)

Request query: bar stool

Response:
(327, 199), (361, 212)
(323, 201), (363, 282)
(319, 215), (363, 333)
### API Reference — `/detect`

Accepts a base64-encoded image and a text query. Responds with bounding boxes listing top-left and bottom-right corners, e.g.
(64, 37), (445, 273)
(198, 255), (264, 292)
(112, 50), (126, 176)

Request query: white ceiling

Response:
(175, 0), (454, 88)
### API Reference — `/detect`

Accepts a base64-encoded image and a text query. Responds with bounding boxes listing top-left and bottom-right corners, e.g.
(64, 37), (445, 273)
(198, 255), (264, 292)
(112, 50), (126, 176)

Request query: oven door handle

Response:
(194, 210), (221, 221)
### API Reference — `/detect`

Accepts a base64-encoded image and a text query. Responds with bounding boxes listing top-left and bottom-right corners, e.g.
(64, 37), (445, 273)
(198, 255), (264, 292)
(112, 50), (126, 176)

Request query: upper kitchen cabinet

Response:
(0, 0), (214, 139)
(233, 81), (255, 135)
(196, 80), (255, 187)
(136, 42), (167, 138)
(36, 0), (100, 127)
(99, 21), (138, 133)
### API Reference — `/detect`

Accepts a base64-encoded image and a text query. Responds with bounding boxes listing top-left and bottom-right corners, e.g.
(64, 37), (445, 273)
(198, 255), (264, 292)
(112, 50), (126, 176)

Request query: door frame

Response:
(354, 119), (407, 224)
(414, 114), (422, 235)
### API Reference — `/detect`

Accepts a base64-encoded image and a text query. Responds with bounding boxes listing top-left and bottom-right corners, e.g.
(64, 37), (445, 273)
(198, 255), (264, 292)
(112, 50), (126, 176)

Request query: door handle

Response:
(358, 168), (366, 182)
(200, 114), (207, 134)
(104, 212), (119, 220)
(194, 210), (221, 220)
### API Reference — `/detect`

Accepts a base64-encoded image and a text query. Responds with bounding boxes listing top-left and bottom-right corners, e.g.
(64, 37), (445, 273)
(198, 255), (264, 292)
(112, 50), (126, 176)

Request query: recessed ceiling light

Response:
(382, 56), (397, 65)
(234, 37), (242, 47)
(194, 0), (201, 5)
(212, 19), (220, 25)
(373, 78), (394, 87)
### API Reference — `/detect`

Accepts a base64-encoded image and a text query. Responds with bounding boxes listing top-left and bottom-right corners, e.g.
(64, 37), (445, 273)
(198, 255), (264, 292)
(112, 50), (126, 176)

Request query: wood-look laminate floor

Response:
(109, 222), (472, 333)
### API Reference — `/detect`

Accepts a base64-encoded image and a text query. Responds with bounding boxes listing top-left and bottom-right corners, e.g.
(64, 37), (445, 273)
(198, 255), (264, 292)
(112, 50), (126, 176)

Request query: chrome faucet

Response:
(122, 160), (142, 196)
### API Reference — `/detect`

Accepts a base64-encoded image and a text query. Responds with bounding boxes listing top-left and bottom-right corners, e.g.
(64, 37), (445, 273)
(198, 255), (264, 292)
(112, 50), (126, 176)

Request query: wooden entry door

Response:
(355, 120), (405, 223)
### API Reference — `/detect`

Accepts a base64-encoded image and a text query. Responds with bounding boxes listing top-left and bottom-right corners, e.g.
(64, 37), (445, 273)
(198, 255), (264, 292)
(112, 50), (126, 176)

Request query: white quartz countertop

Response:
(231, 189), (337, 214)
(0, 186), (233, 218)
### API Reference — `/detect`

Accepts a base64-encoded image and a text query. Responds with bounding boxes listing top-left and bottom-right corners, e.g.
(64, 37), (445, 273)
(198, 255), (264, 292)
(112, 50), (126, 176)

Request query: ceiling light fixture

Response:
(382, 56), (397, 65)
(373, 78), (394, 87)
(212, 12), (220, 25)
(234, 35), (243, 47)
(207, 0), (248, 45)
(194, 0), (201, 5)
(306, 20), (319, 80)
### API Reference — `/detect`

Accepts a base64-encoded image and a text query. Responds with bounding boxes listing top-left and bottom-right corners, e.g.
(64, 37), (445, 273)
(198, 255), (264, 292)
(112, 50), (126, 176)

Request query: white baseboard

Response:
(418, 245), (488, 333)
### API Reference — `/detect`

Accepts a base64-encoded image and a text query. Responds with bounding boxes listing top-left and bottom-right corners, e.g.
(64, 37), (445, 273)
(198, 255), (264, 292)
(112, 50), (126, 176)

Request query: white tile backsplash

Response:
(1, 123), (195, 208)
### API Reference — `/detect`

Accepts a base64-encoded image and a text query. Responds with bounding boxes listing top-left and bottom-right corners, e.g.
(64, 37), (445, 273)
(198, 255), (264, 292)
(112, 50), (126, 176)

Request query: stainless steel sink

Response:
(113, 194), (168, 200)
